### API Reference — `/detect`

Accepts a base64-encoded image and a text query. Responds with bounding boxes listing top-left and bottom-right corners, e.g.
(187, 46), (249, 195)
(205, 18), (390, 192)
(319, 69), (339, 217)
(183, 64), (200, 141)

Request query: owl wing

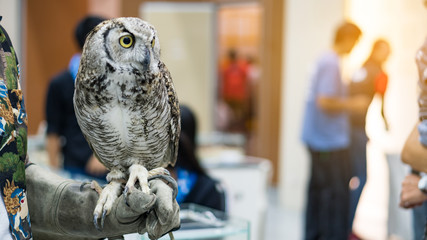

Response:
(73, 73), (111, 169)
(160, 62), (180, 167)
(82, 132), (103, 166)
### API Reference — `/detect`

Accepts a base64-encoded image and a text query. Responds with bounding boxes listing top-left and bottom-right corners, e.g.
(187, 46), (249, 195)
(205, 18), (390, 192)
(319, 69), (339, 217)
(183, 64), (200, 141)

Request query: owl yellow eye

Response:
(119, 35), (133, 48)
(151, 38), (155, 48)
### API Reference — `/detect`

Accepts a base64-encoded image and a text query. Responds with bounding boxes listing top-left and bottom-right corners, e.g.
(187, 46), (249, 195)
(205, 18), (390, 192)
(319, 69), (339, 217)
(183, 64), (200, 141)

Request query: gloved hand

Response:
(25, 164), (180, 240)
(145, 175), (180, 240)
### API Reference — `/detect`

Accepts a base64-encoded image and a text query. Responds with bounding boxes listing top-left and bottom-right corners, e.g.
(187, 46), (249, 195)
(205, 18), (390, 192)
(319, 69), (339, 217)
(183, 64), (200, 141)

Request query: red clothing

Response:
(221, 61), (248, 102)
(374, 71), (388, 96)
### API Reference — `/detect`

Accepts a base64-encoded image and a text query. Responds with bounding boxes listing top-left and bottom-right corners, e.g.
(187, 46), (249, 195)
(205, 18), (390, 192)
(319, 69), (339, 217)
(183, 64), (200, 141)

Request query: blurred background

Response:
(1, 0), (426, 239)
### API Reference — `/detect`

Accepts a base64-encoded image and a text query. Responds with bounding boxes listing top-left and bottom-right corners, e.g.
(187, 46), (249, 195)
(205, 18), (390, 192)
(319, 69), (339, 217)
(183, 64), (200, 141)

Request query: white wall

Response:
(0, 0), (23, 92)
(0, 0), (22, 61)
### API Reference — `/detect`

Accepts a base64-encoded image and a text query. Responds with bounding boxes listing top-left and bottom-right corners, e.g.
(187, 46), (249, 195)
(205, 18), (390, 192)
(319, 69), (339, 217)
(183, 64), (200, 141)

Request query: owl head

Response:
(81, 17), (161, 76)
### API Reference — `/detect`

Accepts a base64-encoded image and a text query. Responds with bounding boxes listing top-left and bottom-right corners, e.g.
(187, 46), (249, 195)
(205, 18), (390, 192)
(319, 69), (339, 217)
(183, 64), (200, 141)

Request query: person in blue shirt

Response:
(45, 15), (108, 181)
(301, 21), (368, 240)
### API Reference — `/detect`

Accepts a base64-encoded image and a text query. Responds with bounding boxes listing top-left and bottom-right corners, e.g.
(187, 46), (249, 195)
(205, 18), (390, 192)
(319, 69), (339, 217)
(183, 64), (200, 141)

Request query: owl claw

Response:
(127, 165), (150, 194)
(93, 181), (122, 231)
(123, 186), (130, 206)
(123, 185), (137, 195)
(93, 214), (102, 231)
(93, 208), (108, 230)
(91, 180), (103, 195)
(80, 182), (90, 192)
(101, 209), (107, 229)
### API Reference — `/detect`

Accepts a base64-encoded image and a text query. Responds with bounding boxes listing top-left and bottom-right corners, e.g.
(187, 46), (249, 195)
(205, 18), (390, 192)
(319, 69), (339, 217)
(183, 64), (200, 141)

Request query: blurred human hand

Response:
(399, 173), (427, 208)
(349, 95), (371, 114)
(85, 155), (108, 176)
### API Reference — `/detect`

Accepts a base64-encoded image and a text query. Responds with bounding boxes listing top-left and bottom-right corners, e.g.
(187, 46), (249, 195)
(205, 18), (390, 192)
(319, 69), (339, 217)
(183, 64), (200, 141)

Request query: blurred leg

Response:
(325, 149), (351, 240)
(349, 127), (368, 230)
(304, 149), (324, 240)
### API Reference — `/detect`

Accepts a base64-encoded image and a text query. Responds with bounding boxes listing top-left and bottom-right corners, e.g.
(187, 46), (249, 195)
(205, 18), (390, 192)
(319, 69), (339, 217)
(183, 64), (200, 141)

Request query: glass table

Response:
(133, 203), (250, 240)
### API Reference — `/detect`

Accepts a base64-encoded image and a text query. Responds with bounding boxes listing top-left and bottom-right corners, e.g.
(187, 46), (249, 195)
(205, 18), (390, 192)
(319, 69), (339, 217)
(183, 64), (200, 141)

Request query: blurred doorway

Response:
(216, 3), (262, 153)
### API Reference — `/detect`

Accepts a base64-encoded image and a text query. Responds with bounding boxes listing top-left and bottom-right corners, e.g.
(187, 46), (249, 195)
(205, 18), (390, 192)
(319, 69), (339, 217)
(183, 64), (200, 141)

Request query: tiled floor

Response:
(264, 188), (303, 240)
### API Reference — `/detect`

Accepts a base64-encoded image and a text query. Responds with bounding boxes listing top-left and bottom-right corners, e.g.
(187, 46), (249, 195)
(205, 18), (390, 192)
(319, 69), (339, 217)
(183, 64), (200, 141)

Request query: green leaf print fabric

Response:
(0, 22), (32, 240)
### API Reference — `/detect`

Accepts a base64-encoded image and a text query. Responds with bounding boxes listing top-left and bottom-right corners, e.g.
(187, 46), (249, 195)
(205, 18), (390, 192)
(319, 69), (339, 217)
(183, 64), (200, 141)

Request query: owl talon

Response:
(79, 182), (91, 191)
(93, 207), (109, 231)
(101, 209), (107, 229)
(93, 180), (122, 231)
(91, 180), (103, 195)
(127, 164), (150, 194)
(147, 167), (170, 178)
(148, 174), (178, 199)
(123, 186), (130, 206)
(125, 197), (130, 207)
(93, 214), (102, 231)
(123, 185), (137, 196)
(93, 202), (111, 231)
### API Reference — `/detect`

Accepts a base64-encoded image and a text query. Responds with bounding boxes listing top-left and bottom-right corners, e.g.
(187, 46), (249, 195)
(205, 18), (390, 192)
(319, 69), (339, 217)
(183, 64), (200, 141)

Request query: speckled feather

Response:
(73, 17), (180, 179)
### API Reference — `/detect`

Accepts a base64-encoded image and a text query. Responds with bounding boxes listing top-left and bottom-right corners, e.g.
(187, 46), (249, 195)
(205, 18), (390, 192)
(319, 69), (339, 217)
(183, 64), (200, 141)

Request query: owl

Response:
(73, 17), (180, 228)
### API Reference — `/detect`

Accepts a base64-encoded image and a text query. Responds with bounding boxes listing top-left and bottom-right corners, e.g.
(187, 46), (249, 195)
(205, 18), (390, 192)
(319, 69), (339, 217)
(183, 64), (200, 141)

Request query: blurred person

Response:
(246, 55), (260, 131)
(348, 39), (391, 235)
(301, 21), (367, 240)
(0, 18), (179, 240)
(400, 3), (427, 238)
(169, 105), (226, 212)
(400, 34), (427, 239)
(219, 49), (249, 133)
(45, 15), (107, 181)
(244, 55), (261, 155)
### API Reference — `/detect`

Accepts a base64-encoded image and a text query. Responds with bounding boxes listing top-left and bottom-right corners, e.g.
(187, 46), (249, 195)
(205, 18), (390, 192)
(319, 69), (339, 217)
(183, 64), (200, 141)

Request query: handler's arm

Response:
(401, 123), (427, 172)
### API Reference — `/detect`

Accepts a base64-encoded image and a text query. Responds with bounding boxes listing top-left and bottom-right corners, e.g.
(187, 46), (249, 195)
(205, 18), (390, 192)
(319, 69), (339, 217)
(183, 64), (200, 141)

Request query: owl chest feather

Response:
(76, 71), (171, 171)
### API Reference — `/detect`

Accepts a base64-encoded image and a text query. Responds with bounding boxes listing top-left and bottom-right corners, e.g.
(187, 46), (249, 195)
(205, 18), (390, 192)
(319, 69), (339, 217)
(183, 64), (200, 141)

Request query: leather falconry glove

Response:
(25, 164), (180, 240)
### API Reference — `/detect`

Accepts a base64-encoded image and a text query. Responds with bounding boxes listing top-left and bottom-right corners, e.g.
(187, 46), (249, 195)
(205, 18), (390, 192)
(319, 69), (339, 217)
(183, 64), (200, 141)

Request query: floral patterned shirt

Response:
(0, 21), (32, 240)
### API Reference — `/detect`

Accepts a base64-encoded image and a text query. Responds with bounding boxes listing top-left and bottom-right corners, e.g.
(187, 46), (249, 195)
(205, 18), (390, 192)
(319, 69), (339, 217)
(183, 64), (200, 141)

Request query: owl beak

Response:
(141, 47), (151, 71)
